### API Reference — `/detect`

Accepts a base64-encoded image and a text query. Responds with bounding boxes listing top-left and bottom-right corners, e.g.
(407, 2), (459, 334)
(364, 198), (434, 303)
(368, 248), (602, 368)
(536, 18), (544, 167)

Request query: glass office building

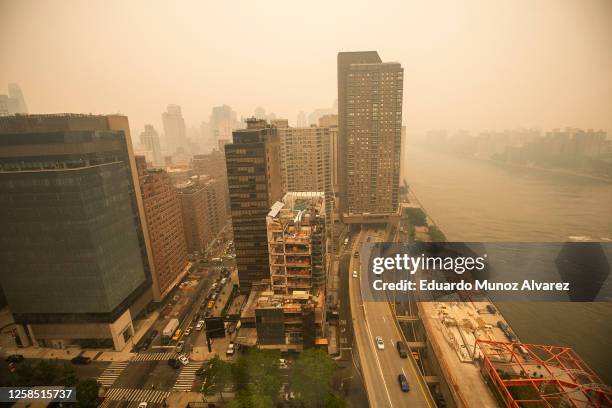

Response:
(0, 114), (152, 350)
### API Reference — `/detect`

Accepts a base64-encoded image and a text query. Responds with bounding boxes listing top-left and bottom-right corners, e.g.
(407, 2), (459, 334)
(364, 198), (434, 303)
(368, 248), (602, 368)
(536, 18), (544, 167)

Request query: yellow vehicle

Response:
(207, 300), (215, 309)
(172, 329), (182, 341)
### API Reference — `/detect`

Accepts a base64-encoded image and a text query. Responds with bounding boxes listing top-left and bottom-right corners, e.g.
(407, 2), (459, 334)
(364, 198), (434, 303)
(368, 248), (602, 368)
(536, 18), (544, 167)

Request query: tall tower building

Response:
(225, 118), (282, 293)
(178, 174), (227, 254)
(162, 104), (187, 154)
(209, 105), (239, 148)
(139, 166), (189, 300)
(296, 111), (307, 127)
(7, 83), (28, 114)
(139, 124), (163, 165)
(0, 114), (154, 351)
(277, 125), (335, 223)
(337, 51), (403, 221)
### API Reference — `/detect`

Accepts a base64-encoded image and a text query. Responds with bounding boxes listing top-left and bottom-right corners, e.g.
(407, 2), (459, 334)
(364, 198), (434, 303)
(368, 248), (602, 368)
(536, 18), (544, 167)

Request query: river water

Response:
(403, 144), (612, 382)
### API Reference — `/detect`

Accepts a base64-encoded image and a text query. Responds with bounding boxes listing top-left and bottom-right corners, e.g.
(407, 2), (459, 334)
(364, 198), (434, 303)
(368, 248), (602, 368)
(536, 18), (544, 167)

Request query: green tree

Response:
(290, 349), (336, 408)
(403, 207), (427, 227)
(229, 390), (274, 408)
(12, 360), (77, 387)
(75, 378), (100, 408)
(202, 355), (233, 402)
(233, 348), (281, 399)
(325, 393), (348, 408)
(428, 225), (447, 242)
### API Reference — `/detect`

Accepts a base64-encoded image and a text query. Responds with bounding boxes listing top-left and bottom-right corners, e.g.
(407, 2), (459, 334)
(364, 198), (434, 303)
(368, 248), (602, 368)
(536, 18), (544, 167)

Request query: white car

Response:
(178, 354), (190, 365)
(138, 403), (147, 408)
(352, 270), (358, 278)
(375, 336), (384, 350)
(196, 320), (205, 330)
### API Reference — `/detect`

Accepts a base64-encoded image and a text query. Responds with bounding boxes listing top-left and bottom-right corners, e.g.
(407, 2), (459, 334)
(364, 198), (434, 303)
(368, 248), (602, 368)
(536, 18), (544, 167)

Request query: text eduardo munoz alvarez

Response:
(370, 254), (570, 292)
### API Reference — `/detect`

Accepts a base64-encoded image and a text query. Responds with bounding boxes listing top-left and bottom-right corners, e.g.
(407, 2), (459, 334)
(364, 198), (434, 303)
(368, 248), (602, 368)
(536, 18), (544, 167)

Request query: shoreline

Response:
(410, 143), (612, 184)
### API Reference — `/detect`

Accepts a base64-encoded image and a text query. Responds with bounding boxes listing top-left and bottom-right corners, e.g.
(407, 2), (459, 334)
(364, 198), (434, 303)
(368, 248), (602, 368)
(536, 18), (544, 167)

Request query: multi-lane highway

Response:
(349, 229), (435, 408)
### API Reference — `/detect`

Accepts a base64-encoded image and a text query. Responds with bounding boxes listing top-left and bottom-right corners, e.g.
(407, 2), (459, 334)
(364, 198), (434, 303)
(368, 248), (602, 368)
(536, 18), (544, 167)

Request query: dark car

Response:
(139, 339), (151, 351)
(5, 354), (24, 363)
(168, 358), (181, 369)
(398, 374), (410, 392)
(396, 341), (408, 358)
(149, 330), (159, 340)
(196, 367), (205, 377)
(71, 356), (91, 365)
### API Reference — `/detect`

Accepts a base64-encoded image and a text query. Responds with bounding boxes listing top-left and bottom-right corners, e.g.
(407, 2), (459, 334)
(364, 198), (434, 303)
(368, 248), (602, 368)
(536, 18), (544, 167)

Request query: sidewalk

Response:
(0, 310), (160, 363)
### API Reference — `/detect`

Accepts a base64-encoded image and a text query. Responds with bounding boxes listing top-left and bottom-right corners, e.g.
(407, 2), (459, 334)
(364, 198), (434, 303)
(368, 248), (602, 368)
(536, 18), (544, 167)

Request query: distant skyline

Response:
(1, 0), (611, 135)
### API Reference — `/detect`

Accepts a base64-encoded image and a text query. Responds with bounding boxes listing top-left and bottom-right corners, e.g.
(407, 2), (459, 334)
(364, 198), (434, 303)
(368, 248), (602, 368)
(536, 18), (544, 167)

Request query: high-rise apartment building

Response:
(139, 124), (163, 165)
(139, 166), (189, 300)
(225, 118), (282, 293)
(0, 114), (154, 351)
(178, 174), (227, 254)
(318, 114), (338, 128)
(192, 150), (230, 219)
(277, 126), (336, 223)
(209, 105), (239, 149)
(162, 104), (187, 154)
(8, 83), (28, 114)
(337, 51), (403, 221)
(267, 192), (327, 294)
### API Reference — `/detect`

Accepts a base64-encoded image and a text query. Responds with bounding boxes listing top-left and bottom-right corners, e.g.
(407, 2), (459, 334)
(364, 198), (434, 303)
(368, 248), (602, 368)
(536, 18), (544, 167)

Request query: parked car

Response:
(178, 354), (190, 365)
(167, 358), (181, 369)
(139, 339), (151, 351)
(226, 343), (235, 357)
(71, 356), (91, 365)
(398, 374), (410, 392)
(5, 354), (24, 363)
(352, 270), (358, 278)
(175, 341), (185, 353)
(396, 341), (408, 358)
(375, 336), (384, 350)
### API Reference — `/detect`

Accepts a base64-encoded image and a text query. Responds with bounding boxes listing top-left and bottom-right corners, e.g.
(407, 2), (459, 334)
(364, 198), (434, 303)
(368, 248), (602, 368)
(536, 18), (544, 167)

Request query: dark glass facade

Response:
(225, 122), (281, 293)
(0, 123), (150, 325)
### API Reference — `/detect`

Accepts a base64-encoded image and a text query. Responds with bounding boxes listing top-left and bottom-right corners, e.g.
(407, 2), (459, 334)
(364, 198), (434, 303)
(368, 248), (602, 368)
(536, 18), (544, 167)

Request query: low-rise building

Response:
(267, 192), (327, 294)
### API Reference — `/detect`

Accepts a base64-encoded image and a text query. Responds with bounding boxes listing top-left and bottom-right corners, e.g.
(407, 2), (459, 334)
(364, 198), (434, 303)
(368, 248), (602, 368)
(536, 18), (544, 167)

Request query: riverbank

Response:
(475, 156), (612, 184)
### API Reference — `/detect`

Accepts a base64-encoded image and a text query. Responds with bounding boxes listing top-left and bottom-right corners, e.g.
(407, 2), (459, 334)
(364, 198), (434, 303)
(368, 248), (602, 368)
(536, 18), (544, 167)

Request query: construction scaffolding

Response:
(477, 340), (612, 407)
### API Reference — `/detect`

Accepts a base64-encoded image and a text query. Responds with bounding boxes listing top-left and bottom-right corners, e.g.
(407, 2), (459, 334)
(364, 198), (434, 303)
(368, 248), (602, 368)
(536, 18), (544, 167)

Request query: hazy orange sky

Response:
(1, 0), (611, 135)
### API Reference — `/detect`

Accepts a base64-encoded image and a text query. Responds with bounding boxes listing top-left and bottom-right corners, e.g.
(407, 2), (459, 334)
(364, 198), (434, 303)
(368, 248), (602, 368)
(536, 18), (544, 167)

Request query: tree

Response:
(202, 355), (233, 402)
(229, 390), (274, 408)
(12, 360), (77, 388)
(325, 393), (348, 408)
(428, 225), (447, 242)
(290, 349), (336, 408)
(233, 348), (281, 399)
(75, 378), (100, 408)
(403, 207), (427, 227)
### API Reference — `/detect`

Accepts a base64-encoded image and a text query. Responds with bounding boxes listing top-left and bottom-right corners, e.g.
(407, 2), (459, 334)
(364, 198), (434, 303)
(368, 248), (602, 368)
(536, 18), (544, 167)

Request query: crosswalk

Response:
(131, 351), (177, 362)
(97, 361), (130, 387)
(173, 362), (203, 391)
(99, 388), (170, 405)
(99, 401), (163, 408)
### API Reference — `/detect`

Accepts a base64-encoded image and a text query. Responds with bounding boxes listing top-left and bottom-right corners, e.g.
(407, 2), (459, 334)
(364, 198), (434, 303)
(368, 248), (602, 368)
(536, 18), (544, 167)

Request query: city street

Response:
(349, 229), (434, 408)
